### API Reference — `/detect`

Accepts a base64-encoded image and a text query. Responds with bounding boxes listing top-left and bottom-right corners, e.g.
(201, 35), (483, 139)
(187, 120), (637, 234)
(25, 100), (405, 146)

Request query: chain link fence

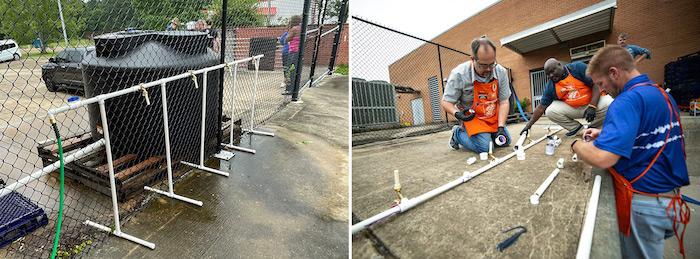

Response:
(351, 17), (468, 146)
(351, 17), (527, 146)
(0, 0), (346, 258)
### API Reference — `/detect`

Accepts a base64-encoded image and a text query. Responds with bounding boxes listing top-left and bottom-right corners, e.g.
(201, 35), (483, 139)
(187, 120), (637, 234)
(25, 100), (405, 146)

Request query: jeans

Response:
(452, 125), (511, 153)
(620, 194), (678, 259)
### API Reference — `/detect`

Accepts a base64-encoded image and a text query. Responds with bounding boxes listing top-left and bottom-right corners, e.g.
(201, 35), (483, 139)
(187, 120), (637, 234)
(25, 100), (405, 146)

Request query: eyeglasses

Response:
(476, 61), (497, 70)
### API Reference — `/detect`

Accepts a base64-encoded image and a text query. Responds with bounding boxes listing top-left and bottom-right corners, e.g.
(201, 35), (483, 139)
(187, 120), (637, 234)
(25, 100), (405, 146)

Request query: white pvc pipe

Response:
(84, 220), (155, 249)
(180, 161), (229, 177)
(199, 71), (208, 166)
(320, 26), (339, 37)
(0, 139), (105, 198)
(576, 175), (602, 259)
(530, 168), (560, 205)
(48, 55), (264, 116)
(162, 83), (174, 194)
(143, 82), (203, 206)
(351, 129), (562, 234)
(99, 100), (121, 234)
(243, 58), (274, 138)
(227, 64), (238, 145)
(513, 132), (527, 151)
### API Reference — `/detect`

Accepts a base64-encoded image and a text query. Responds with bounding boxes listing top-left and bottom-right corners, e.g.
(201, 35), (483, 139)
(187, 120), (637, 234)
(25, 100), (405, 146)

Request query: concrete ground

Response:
(352, 117), (700, 258)
(88, 74), (349, 258)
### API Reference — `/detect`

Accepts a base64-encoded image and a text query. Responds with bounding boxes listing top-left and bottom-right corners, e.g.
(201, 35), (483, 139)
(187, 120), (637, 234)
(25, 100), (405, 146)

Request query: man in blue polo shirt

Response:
(520, 59), (613, 137)
(618, 32), (652, 65)
(572, 45), (690, 258)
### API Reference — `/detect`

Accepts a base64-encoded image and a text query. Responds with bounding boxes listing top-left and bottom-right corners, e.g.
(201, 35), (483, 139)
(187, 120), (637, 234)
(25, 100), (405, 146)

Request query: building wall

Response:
(389, 0), (700, 115)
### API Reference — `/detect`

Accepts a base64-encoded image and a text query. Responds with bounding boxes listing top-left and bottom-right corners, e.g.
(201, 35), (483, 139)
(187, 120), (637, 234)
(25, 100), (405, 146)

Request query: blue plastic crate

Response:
(0, 191), (49, 248)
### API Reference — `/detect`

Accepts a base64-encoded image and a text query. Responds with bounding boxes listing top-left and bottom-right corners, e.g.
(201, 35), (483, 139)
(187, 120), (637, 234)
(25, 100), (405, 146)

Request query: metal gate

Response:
(352, 79), (399, 128)
(530, 69), (547, 109)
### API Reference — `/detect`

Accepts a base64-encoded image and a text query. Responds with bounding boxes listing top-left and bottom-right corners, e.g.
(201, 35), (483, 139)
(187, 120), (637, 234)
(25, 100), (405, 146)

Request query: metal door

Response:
(411, 98), (425, 125)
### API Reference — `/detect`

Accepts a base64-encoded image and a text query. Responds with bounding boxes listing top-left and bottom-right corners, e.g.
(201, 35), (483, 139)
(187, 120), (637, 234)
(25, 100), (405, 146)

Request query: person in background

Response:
(279, 30), (290, 88)
(284, 15), (302, 95)
(166, 17), (180, 31)
(618, 32), (651, 65)
(520, 59), (613, 137)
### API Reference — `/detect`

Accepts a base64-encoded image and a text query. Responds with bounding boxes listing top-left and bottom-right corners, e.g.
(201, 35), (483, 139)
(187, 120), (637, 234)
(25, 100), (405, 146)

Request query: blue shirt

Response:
(594, 74), (689, 193)
(625, 44), (651, 60)
(279, 32), (289, 55)
(540, 62), (594, 106)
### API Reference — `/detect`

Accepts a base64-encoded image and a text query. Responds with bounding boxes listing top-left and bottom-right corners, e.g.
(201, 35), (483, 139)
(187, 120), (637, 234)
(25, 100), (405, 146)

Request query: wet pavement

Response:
(91, 75), (349, 258)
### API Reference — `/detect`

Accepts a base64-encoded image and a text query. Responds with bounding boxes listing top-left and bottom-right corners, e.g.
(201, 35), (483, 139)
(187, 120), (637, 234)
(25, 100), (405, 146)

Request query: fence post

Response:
(327, 0), (348, 75)
(437, 46), (449, 124)
(217, 0), (227, 151)
(291, 0), (312, 101)
(308, 0), (329, 87)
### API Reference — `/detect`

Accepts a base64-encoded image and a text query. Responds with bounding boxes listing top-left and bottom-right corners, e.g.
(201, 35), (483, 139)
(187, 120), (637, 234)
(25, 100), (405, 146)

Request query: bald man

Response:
(521, 59), (613, 137)
(444, 36), (512, 153)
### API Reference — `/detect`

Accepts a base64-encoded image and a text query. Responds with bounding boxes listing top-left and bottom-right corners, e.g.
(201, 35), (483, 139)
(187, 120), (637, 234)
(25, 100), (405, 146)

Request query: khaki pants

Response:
(545, 95), (614, 131)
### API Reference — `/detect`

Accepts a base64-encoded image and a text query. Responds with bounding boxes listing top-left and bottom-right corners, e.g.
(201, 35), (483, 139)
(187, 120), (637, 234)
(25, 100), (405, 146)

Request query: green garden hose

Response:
(49, 116), (65, 259)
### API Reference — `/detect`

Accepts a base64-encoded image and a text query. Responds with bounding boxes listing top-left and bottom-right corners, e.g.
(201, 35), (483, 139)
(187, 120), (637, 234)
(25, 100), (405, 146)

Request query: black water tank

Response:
(82, 30), (220, 163)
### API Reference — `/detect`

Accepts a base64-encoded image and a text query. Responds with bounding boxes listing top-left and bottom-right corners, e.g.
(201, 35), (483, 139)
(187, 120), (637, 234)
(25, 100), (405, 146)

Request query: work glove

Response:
(494, 126), (508, 147)
(519, 124), (531, 136)
(454, 110), (475, 122)
(583, 105), (597, 122)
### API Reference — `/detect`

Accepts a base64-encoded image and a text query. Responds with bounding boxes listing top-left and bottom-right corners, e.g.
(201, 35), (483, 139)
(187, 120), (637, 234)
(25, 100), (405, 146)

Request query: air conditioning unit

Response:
(570, 40), (606, 61)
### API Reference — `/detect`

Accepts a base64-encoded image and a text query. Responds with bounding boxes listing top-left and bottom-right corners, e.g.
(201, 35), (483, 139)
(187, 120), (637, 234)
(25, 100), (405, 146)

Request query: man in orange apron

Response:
(443, 36), (511, 153)
(520, 58), (613, 137)
(572, 46), (691, 258)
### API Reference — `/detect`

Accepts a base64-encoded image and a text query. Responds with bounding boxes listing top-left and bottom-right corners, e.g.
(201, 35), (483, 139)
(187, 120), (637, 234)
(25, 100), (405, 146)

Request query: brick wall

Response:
(231, 24), (348, 70)
(389, 0), (700, 114)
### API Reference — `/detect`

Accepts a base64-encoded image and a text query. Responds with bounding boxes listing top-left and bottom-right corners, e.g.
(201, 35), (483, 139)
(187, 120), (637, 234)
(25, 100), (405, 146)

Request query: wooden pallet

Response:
(37, 132), (170, 201)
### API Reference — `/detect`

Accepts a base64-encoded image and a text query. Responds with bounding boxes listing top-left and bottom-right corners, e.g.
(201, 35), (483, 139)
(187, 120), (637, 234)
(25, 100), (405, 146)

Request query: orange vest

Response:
(608, 83), (690, 257)
(554, 67), (592, 108)
(463, 78), (499, 137)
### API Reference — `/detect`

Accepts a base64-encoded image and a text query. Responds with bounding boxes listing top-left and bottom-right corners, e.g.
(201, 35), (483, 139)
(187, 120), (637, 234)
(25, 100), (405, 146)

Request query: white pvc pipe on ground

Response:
(84, 220), (155, 249)
(0, 139), (105, 198)
(351, 129), (562, 234)
(530, 168), (560, 205)
(576, 174), (602, 259)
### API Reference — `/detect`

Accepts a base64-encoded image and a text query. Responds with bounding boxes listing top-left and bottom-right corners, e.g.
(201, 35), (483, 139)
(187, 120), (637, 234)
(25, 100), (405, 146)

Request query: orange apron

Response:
(555, 67), (592, 108)
(463, 78), (499, 137)
(607, 83), (690, 257)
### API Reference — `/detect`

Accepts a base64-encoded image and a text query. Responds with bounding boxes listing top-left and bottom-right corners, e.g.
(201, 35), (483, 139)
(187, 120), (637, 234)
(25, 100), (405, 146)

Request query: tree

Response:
(207, 0), (264, 28)
(325, 0), (347, 24)
(0, 0), (85, 51)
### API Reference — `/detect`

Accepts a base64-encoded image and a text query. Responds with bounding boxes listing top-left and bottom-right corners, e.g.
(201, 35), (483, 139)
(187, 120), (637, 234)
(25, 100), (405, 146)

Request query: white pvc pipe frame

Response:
(351, 128), (562, 234)
(576, 174), (602, 259)
(221, 56), (274, 155)
(46, 55), (264, 249)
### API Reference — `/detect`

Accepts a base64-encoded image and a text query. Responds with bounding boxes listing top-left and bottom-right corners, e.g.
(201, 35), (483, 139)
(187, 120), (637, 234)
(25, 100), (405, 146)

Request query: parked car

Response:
(41, 47), (95, 93)
(0, 39), (21, 62)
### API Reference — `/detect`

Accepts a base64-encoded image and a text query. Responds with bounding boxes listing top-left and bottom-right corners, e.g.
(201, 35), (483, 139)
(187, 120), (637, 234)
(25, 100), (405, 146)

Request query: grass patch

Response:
(335, 64), (348, 75)
(26, 51), (56, 60)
